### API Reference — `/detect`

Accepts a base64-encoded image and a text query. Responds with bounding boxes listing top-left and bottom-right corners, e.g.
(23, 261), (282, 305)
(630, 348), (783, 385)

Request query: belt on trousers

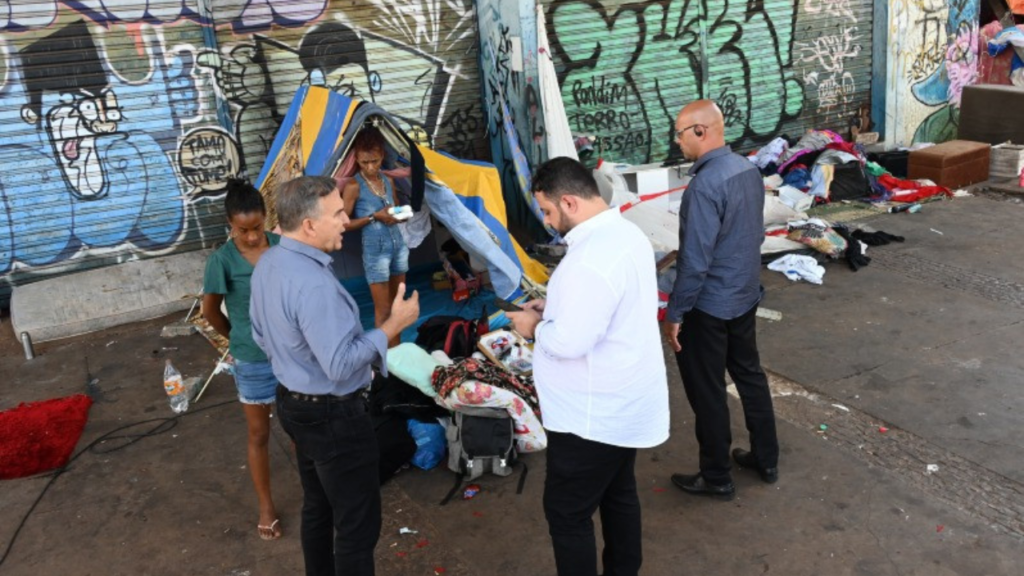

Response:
(276, 384), (363, 403)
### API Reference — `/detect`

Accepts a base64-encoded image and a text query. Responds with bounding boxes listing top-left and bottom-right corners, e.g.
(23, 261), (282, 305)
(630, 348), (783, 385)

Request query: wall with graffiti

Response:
(476, 0), (550, 242)
(885, 0), (981, 145)
(539, 0), (876, 167)
(0, 1), (485, 302)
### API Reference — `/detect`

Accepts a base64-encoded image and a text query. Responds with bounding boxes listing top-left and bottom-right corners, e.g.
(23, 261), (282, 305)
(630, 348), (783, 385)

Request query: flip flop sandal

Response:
(257, 519), (282, 541)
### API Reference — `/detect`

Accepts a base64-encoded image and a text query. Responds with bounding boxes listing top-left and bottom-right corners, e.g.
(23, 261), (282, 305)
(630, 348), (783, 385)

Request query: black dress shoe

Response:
(671, 473), (735, 501)
(731, 448), (779, 484)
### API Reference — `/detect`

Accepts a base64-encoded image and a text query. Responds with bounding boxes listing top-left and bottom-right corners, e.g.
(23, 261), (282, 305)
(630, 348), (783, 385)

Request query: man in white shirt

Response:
(508, 157), (669, 576)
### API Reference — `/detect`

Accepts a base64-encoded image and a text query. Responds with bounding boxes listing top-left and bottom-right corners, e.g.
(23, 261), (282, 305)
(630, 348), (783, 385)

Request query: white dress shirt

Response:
(534, 208), (670, 448)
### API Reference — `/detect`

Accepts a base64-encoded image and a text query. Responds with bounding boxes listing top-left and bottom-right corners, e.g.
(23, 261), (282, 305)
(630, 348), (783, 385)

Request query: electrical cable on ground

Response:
(0, 399), (235, 570)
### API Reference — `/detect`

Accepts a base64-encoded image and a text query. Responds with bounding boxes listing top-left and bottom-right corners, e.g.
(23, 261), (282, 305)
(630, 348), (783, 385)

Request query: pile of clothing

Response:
(752, 130), (952, 206)
(765, 218), (907, 284)
(985, 22), (1024, 87)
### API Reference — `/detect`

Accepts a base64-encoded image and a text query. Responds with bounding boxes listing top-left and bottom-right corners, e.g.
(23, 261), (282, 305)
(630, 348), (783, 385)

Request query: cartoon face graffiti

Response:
(19, 20), (125, 200)
(44, 88), (123, 199)
(298, 22), (377, 100)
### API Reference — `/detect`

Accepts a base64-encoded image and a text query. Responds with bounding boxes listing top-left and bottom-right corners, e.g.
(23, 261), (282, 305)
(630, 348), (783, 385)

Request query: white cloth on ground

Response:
(778, 185), (814, 212)
(768, 254), (826, 284)
(764, 194), (808, 227)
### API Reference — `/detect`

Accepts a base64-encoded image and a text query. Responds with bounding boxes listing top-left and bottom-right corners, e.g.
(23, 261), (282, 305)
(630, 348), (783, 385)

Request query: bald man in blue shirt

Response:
(663, 100), (779, 501)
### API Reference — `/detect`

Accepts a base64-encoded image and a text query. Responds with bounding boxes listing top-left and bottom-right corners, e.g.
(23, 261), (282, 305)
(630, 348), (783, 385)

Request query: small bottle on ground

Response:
(163, 359), (189, 413)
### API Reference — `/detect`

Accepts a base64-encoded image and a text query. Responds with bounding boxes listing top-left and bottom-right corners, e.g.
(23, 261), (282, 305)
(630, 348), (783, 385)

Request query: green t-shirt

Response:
(203, 232), (281, 362)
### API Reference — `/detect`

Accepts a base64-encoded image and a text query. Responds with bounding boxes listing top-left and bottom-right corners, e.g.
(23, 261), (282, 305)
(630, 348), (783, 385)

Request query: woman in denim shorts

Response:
(202, 179), (283, 541)
(342, 126), (410, 347)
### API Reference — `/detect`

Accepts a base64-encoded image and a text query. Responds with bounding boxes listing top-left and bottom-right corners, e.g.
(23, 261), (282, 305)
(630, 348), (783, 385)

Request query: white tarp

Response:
(537, 5), (579, 161)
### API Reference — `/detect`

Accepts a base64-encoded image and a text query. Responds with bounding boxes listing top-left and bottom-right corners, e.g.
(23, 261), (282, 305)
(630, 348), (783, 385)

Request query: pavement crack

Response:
(822, 362), (889, 387)
(864, 482), (904, 576)
(923, 319), (1024, 351)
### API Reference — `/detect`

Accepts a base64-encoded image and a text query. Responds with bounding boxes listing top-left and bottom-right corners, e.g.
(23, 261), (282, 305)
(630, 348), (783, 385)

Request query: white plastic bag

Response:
(593, 160), (636, 207)
(764, 194), (808, 227)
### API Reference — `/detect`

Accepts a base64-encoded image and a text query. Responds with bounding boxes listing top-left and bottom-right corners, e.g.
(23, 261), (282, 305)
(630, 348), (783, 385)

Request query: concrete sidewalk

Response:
(1, 193), (1023, 575)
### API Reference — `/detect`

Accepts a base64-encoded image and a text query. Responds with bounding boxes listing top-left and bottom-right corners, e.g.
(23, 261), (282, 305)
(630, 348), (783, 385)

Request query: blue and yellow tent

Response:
(254, 85), (547, 300)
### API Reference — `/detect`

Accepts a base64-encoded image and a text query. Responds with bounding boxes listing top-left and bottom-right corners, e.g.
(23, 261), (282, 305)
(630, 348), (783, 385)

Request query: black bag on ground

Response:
(414, 312), (489, 359)
(829, 161), (872, 201)
(369, 372), (449, 421)
(446, 408), (516, 480)
(372, 413), (416, 485)
(439, 407), (527, 505)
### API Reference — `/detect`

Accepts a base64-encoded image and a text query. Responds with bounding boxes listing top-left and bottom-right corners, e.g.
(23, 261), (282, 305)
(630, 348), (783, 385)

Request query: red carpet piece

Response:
(0, 394), (93, 480)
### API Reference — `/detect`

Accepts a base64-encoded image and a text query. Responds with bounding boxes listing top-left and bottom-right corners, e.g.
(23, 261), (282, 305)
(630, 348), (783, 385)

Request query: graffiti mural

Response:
(544, 0), (871, 166)
(477, 0), (549, 240)
(797, 26), (863, 116)
(0, 17), (215, 284)
(886, 0), (980, 145)
(201, 0), (483, 181)
(0, 1), (329, 33)
(0, 0), (486, 300)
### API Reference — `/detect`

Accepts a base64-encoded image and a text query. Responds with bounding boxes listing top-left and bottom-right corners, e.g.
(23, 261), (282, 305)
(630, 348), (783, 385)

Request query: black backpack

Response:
(439, 407), (527, 505)
(414, 312), (489, 359)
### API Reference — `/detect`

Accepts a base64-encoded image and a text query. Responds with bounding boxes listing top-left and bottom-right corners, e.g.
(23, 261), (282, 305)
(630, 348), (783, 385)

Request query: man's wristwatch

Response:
(367, 214), (376, 224)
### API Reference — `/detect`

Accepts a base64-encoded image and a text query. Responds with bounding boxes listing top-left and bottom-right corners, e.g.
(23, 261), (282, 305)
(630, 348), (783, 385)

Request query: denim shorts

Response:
(233, 359), (279, 405)
(362, 226), (409, 284)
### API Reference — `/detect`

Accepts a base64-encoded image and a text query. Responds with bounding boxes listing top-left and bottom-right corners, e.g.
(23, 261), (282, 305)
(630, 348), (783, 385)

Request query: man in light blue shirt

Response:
(250, 175), (419, 576)
(663, 100), (779, 501)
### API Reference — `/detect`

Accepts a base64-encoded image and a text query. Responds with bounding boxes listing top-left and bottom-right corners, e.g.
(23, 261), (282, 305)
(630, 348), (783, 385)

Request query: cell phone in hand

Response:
(493, 297), (523, 313)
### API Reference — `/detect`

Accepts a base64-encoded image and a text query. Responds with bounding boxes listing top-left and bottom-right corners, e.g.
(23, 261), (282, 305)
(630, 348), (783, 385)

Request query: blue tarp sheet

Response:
(341, 264), (511, 343)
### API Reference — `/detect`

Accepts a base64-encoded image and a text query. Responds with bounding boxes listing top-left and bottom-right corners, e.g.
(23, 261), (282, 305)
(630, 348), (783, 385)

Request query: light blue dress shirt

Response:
(250, 236), (388, 396)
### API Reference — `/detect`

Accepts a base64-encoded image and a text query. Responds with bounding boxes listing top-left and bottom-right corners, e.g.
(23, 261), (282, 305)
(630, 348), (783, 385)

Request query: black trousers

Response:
(675, 304), (779, 485)
(276, 390), (381, 576)
(544, 431), (642, 576)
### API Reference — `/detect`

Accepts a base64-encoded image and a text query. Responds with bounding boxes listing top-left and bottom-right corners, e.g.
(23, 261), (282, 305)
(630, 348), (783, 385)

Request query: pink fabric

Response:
(978, 21), (1015, 86)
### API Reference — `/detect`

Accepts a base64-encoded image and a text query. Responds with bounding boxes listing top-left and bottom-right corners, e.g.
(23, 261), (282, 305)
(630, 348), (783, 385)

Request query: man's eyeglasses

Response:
(674, 124), (704, 140)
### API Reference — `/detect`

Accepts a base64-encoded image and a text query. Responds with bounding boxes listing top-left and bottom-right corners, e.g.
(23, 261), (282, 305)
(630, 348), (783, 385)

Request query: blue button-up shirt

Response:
(667, 146), (764, 322)
(250, 236), (388, 395)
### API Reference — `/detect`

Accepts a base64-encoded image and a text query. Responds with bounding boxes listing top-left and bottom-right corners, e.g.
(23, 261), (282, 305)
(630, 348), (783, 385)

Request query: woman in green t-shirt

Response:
(202, 179), (283, 541)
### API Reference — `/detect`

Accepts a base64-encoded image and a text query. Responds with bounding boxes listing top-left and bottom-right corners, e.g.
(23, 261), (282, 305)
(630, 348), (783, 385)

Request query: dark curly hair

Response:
(223, 178), (266, 219)
(352, 125), (386, 155)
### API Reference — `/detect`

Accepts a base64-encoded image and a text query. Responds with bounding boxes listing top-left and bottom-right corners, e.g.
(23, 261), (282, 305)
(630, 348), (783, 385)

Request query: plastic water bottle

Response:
(163, 359), (189, 413)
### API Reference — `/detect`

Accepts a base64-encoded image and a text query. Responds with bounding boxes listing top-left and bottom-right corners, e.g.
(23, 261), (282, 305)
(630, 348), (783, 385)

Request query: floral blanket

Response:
(432, 358), (546, 453)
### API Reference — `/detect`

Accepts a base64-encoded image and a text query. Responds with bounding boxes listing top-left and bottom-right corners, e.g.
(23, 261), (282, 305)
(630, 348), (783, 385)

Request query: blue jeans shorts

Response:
(362, 227), (409, 284)
(233, 359), (279, 405)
